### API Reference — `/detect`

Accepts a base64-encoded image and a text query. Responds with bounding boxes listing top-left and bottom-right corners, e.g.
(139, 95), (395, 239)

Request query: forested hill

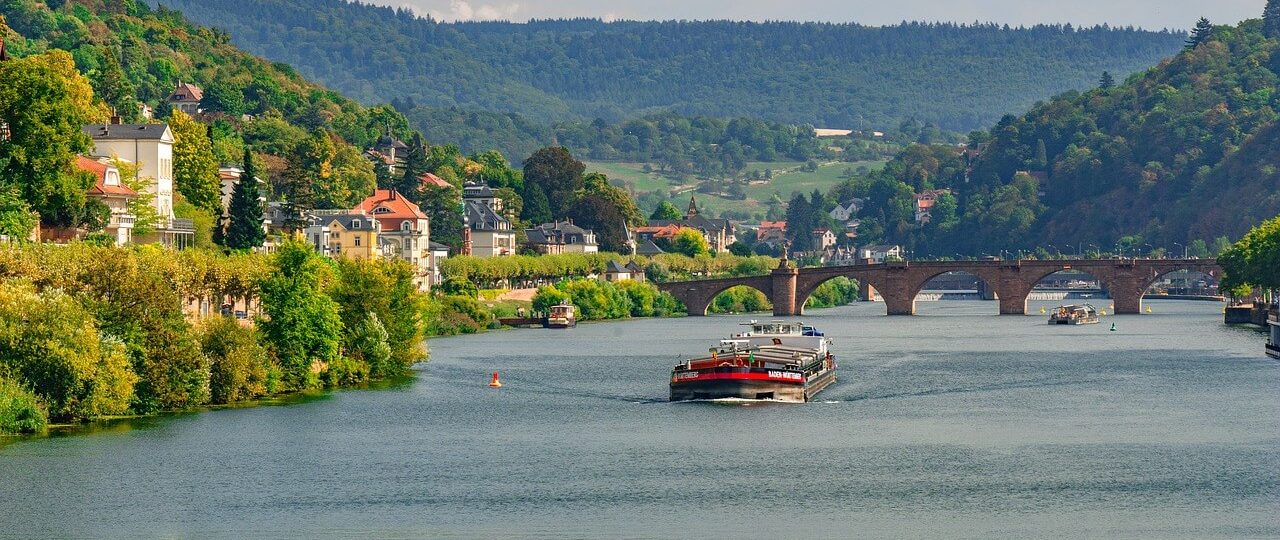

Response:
(153, 0), (1183, 131)
(844, 17), (1280, 256)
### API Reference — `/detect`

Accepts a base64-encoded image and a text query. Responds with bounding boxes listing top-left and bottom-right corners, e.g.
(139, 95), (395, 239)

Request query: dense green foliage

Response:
(154, 0), (1183, 134)
(532, 278), (680, 321)
(1218, 215), (1280, 294)
(0, 241), (428, 433)
(440, 252), (778, 288)
(0, 374), (46, 434)
(835, 17), (1280, 256)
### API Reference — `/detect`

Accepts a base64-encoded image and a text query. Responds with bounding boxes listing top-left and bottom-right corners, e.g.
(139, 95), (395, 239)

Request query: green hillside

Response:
(153, 0), (1184, 134)
(840, 16), (1280, 255)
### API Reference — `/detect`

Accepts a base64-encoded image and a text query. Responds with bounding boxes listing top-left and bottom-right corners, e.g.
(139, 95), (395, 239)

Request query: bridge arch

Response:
(661, 277), (774, 316)
(909, 270), (1001, 315)
(793, 270), (879, 315)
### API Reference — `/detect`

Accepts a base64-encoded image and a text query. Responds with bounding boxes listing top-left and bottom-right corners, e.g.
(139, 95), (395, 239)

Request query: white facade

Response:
(84, 125), (176, 230)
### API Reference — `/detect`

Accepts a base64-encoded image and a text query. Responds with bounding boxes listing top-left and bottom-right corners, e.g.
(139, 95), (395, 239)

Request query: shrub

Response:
(0, 281), (137, 422)
(438, 277), (479, 298)
(806, 277), (859, 308)
(0, 376), (47, 435)
(347, 313), (395, 379)
(425, 295), (493, 336)
(321, 355), (370, 387)
(198, 317), (271, 404)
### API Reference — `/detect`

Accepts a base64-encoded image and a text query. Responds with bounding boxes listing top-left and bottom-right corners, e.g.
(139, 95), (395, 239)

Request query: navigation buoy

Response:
(1146, 306), (1152, 313)
(1110, 323), (1116, 332)
(1100, 309), (1107, 316)
(489, 371), (503, 388)
(1039, 306), (1047, 314)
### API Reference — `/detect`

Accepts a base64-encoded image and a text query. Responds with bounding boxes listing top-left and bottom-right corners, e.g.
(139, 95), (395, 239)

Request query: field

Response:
(586, 160), (887, 221)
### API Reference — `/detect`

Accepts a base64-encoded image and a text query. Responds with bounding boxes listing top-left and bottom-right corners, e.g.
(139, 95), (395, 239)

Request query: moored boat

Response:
(669, 321), (836, 403)
(1049, 304), (1100, 325)
(544, 303), (576, 329)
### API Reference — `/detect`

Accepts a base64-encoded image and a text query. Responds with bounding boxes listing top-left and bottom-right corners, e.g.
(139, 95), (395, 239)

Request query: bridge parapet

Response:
(658, 258), (1219, 316)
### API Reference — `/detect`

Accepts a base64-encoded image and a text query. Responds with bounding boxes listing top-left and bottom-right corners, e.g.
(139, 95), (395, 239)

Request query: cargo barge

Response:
(1268, 319), (1279, 360)
(669, 321), (836, 403)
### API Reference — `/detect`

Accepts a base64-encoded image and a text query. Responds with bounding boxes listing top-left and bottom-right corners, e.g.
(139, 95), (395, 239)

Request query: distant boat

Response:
(544, 303), (576, 329)
(1049, 304), (1100, 325)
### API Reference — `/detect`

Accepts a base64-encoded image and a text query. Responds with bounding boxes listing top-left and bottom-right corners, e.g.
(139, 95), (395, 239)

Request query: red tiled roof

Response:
(355, 189), (428, 223)
(168, 81), (204, 103)
(758, 220), (787, 230)
(77, 156), (137, 197)
(635, 224), (682, 239)
(420, 172), (451, 188)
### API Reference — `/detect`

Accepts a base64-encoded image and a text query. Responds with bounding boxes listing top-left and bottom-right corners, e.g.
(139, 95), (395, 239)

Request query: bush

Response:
(321, 355), (370, 387)
(532, 278), (682, 321)
(438, 277), (479, 298)
(259, 241), (343, 390)
(425, 295), (493, 336)
(329, 258), (426, 376)
(709, 285), (771, 314)
(0, 281), (137, 422)
(0, 376), (47, 435)
(347, 313), (395, 379)
(198, 317), (271, 404)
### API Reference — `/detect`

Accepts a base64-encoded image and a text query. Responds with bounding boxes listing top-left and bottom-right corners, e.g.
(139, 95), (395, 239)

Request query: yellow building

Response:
(307, 212), (381, 261)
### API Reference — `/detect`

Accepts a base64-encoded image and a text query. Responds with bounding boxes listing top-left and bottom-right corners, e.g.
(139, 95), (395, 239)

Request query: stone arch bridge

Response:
(655, 258), (1220, 316)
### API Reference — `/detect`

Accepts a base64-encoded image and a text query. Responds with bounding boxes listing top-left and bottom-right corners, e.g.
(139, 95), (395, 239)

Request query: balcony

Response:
(170, 218), (196, 233)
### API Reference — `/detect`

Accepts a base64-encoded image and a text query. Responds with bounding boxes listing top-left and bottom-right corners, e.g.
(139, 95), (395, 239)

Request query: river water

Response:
(2, 300), (1277, 539)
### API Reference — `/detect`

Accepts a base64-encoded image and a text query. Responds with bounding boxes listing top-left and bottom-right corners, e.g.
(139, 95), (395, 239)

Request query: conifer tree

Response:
(226, 147), (265, 250)
(1186, 18), (1212, 50)
(397, 133), (429, 197)
(1099, 71), (1115, 89)
(1265, 0), (1280, 39)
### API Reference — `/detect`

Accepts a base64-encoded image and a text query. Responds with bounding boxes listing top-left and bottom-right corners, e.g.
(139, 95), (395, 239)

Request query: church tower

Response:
(686, 195), (699, 219)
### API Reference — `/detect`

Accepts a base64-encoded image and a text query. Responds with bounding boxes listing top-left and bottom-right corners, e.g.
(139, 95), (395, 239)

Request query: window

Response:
(401, 221), (412, 231)
(351, 220), (361, 229)
(355, 236), (361, 247)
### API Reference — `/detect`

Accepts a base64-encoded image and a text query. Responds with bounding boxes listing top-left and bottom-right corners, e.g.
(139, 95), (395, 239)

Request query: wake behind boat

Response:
(669, 321), (836, 403)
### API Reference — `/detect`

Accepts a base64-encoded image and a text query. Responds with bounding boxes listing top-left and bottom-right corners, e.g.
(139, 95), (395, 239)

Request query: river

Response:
(2, 300), (1277, 539)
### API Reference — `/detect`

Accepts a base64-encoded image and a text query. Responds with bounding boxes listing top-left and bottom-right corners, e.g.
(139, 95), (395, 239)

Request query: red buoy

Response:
(489, 371), (502, 388)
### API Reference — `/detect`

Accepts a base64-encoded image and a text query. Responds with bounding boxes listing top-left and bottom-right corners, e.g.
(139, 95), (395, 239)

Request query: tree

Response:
(0, 51), (104, 228)
(582, 172), (644, 226)
(169, 110), (221, 212)
(670, 228), (711, 257)
(1099, 71), (1115, 89)
(650, 200), (682, 221)
(1265, 0), (1280, 39)
(328, 258), (426, 377)
(420, 184), (464, 249)
(1186, 17), (1212, 50)
(92, 47), (137, 122)
(1219, 215), (1280, 293)
(521, 182), (552, 224)
(397, 133), (430, 195)
(280, 128), (335, 228)
(112, 157), (161, 237)
(523, 146), (585, 218)
(226, 147), (266, 250)
(200, 81), (247, 116)
(198, 317), (270, 404)
(0, 186), (36, 241)
(318, 144), (376, 209)
(258, 240), (343, 390)
(568, 193), (630, 253)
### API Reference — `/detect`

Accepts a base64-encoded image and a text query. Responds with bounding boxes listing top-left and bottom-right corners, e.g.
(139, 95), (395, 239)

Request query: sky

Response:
(374, 0), (1266, 30)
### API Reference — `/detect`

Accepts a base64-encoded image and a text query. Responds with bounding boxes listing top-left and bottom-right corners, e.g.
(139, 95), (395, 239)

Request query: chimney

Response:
(109, 108), (121, 125)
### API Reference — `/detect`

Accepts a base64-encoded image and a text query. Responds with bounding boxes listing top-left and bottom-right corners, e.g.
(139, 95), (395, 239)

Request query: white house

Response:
(859, 244), (903, 263)
(77, 156), (137, 246)
(82, 123), (193, 248)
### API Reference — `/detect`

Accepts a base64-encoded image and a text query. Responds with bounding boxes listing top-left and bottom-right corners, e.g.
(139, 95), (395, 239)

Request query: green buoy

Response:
(1110, 323), (1116, 332)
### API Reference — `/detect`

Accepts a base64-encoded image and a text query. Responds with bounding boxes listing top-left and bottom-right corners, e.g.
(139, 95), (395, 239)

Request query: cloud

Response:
(427, 0), (521, 21)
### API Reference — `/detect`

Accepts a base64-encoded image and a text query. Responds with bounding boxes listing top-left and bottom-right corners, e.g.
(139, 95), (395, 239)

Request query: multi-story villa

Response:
(82, 122), (194, 248)
(355, 189), (434, 289)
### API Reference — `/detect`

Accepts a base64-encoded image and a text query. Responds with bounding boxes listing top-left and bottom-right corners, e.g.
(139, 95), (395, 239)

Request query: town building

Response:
(635, 238), (665, 256)
(634, 223), (683, 245)
(82, 122), (193, 248)
(913, 189), (950, 224)
(525, 220), (599, 254)
(355, 189), (434, 289)
(859, 244), (904, 263)
(306, 211), (381, 261)
(602, 260), (632, 282)
(625, 260), (646, 282)
(829, 198), (863, 223)
(812, 227), (837, 251)
(77, 156), (137, 246)
(428, 241), (450, 288)
(462, 182), (516, 257)
(366, 134), (408, 175)
(166, 81), (203, 115)
(756, 220), (788, 247)
(647, 197), (735, 253)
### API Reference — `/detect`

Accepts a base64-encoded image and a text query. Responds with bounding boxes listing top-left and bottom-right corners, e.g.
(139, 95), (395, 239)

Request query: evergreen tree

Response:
(397, 133), (429, 196)
(92, 47), (137, 122)
(521, 182), (552, 224)
(1099, 71), (1115, 89)
(1033, 139), (1048, 170)
(212, 214), (227, 247)
(1266, 0), (1280, 39)
(1186, 18), (1212, 50)
(226, 147), (265, 250)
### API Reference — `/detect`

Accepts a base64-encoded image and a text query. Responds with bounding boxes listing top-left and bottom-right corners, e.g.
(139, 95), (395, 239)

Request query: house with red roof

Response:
(354, 188), (435, 289)
(77, 156), (138, 246)
(167, 81), (204, 115)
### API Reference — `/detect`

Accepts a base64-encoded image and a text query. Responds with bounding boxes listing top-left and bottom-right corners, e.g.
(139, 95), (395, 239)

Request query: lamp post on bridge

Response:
(1142, 243), (1153, 259)
(1173, 242), (1187, 259)
(1087, 243), (1099, 258)
(1064, 244), (1077, 258)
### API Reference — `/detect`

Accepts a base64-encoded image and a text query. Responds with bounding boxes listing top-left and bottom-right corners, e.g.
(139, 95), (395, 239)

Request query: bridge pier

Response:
(771, 265), (800, 316)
